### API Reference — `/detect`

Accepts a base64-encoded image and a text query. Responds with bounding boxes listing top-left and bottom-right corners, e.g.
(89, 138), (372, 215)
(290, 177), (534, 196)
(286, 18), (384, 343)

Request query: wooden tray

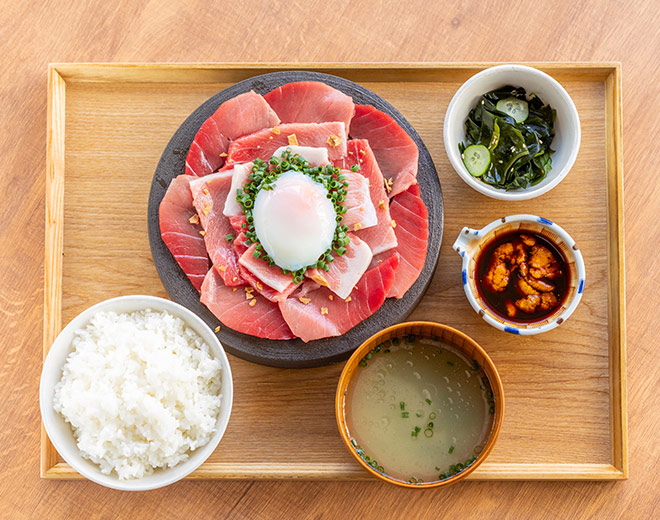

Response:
(42, 63), (626, 480)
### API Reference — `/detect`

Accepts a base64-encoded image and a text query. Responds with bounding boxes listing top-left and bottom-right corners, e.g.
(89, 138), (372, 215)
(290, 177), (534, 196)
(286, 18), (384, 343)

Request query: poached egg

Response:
(253, 170), (336, 271)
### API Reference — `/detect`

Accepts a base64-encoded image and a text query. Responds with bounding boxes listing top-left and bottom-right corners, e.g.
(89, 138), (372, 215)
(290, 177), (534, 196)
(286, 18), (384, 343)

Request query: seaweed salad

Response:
(459, 86), (556, 191)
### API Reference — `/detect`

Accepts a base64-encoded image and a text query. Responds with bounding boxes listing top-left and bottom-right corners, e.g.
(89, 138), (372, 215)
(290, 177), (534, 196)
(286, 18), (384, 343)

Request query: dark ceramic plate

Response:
(147, 71), (443, 368)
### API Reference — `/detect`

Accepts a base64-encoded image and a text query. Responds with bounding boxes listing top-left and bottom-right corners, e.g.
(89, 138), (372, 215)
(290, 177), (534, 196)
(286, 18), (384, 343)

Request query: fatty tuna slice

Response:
(279, 253), (399, 342)
(335, 140), (398, 255)
(238, 244), (297, 294)
(305, 233), (373, 300)
(340, 170), (377, 231)
(223, 162), (252, 217)
(349, 105), (418, 197)
(226, 122), (347, 165)
(272, 145), (329, 166)
(264, 81), (355, 132)
(190, 172), (244, 286)
(378, 184), (428, 298)
(201, 268), (294, 340)
(185, 91), (279, 177)
(159, 175), (209, 292)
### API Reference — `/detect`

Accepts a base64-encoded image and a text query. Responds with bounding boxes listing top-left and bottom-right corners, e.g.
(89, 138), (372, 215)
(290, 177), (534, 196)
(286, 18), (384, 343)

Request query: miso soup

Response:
(343, 335), (495, 483)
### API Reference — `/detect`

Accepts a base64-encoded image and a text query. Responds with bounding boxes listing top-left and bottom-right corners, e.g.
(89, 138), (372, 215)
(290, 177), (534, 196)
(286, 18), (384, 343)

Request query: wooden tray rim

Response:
(42, 62), (627, 481)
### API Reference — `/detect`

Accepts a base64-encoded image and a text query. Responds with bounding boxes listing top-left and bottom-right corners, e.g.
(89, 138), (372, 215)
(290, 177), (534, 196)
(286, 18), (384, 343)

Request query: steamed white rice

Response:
(53, 309), (222, 480)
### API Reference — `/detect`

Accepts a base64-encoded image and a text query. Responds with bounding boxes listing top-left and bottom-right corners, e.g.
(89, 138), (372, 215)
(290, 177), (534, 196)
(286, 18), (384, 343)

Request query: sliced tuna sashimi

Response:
(264, 81), (355, 132)
(190, 172), (244, 286)
(159, 175), (209, 292)
(226, 122), (347, 165)
(335, 140), (398, 255)
(229, 215), (247, 234)
(238, 243), (297, 294)
(185, 91), (279, 177)
(201, 268), (294, 340)
(279, 253), (399, 342)
(379, 183), (428, 298)
(305, 233), (373, 300)
(341, 170), (377, 232)
(238, 264), (300, 303)
(223, 162), (252, 217)
(349, 104), (418, 198)
(272, 145), (329, 166)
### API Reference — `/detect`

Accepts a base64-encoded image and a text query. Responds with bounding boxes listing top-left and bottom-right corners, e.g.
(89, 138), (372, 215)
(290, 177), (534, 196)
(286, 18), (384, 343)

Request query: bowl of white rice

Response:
(40, 295), (233, 491)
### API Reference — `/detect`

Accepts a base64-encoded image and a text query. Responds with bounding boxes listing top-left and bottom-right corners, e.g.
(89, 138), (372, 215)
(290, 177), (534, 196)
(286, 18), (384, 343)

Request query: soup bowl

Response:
(453, 214), (586, 335)
(335, 321), (504, 488)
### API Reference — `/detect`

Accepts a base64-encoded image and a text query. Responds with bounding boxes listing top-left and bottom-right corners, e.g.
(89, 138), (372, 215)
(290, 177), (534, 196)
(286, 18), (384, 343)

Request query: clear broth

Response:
(344, 336), (495, 483)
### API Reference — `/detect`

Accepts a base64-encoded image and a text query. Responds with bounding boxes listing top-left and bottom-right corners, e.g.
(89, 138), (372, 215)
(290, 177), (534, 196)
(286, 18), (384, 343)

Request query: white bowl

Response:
(452, 215), (585, 335)
(40, 295), (233, 491)
(444, 64), (581, 201)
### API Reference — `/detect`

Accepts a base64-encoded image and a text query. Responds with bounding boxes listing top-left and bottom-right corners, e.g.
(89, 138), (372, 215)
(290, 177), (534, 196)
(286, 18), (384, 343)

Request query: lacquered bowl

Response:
(335, 321), (504, 488)
(453, 214), (586, 335)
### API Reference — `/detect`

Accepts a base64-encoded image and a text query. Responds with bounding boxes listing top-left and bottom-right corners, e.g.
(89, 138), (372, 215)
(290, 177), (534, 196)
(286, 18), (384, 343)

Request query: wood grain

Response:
(1, 1), (659, 518)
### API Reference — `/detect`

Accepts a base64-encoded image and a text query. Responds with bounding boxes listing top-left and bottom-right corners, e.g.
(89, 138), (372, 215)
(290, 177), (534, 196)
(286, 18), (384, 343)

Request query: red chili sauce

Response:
(475, 231), (568, 323)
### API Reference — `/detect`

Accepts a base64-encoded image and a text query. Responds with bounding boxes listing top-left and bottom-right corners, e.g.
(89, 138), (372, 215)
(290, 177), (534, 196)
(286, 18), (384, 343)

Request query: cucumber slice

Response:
(462, 144), (491, 177)
(496, 97), (529, 122)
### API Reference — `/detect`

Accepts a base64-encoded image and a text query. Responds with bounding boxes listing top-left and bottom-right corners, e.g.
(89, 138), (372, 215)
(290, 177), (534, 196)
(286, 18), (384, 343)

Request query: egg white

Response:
(253, 171), (336, 271)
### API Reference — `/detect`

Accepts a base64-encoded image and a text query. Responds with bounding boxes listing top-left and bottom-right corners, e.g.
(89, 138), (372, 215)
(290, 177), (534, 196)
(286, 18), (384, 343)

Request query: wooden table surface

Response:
(1, 1), (658, 518)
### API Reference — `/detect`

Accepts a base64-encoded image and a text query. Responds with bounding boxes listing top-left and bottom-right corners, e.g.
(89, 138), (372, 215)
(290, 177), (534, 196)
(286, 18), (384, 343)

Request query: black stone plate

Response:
(148, 71), (443, 368)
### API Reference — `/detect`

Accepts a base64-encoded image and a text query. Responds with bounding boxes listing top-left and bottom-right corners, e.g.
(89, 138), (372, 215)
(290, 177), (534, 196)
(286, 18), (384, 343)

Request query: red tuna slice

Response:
(238, 243), (298, 294)
(185, 91), (280, 177)
(190, 172), (245, 286)
(264, 81), (355, 132)
(349, 105), (418, 198)
(305, 233), (373, 300)
(226, 122), (347, 165)
(229, 215), (247, 234)
(159, 175), (209, 292)
(341, 170), (377, 232)
(233, 232), (249, 255)
(380, 183), (428, 298)
(336, 140), (398, 255)
(279, 253), (399, 342)
(201, 268), (294, 340)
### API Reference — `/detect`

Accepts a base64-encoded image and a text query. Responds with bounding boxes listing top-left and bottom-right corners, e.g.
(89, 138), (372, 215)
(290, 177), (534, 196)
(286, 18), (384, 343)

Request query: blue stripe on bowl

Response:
(462, 269), (467, 285)
(461, 251), (465, 257)
(504, 326), (520, 335)
(578, 279), (584, 293)
(474, 230), (479, 235)
(537, 217), (553, 225)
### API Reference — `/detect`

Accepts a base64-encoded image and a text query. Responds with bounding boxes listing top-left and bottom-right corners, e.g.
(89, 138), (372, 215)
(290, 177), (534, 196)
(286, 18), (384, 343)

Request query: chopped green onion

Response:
(225, 233), (234, 242)
(448, 445), (455, 454)
(401, 412), (409, 418)
(400, 402), (405, 410)
(425, 399), (432, 405)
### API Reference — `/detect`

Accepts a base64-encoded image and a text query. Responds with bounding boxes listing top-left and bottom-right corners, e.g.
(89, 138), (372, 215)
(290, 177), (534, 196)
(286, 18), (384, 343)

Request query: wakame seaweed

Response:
(459, 86), (556, 191)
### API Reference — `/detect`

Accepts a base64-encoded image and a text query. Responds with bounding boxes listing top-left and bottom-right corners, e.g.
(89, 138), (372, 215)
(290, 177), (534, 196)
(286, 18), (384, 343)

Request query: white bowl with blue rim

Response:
(452, 215), (585, 335)
(444, 64), (581, 201)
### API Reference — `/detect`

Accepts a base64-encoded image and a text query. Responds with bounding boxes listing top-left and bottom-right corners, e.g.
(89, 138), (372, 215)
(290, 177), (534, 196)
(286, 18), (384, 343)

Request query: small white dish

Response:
(444, 64), (581, 201)
(453, 215), (585, 335)
(40, 295), (233, 491)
